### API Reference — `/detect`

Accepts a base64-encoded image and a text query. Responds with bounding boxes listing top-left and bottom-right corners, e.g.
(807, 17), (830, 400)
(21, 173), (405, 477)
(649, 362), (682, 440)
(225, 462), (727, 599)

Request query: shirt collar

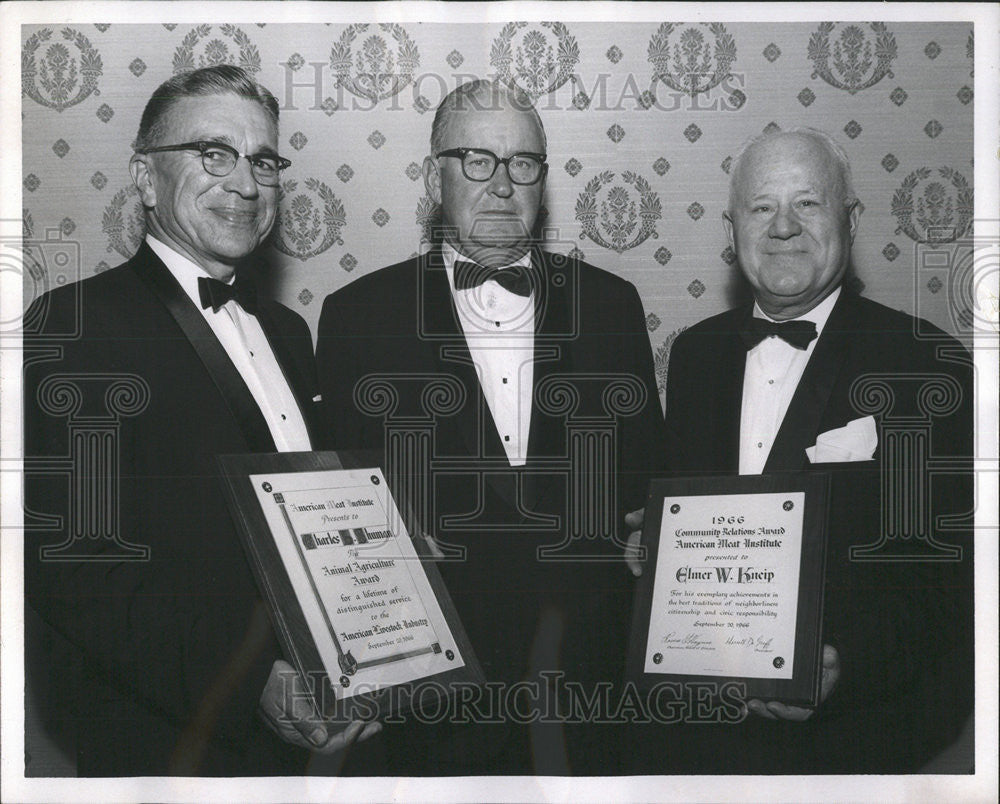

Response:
(145, 235), (235, 312)
(753, 286), (841, 339)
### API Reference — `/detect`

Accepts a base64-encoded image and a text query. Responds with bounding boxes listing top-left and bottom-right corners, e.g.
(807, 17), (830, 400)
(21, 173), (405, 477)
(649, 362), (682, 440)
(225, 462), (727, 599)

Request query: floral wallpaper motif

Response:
(21, 22), (975, 402)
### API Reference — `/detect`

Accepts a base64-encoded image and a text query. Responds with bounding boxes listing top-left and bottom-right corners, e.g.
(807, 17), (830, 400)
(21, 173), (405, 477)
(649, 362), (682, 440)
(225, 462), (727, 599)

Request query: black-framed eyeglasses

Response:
(437, 147), (547, 186)
(135, 140), (292, 187)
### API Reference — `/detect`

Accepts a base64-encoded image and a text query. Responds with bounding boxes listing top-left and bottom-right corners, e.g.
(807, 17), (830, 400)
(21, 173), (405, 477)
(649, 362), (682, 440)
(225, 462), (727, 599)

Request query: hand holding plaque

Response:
(258, 658), (382, 750)
(218, 451), (483, 723)
(746, 644), (841, 720)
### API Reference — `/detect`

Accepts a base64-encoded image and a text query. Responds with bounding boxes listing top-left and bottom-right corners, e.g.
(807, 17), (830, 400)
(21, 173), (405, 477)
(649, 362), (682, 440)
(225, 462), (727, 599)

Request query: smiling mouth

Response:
(212, 209), (258, 224)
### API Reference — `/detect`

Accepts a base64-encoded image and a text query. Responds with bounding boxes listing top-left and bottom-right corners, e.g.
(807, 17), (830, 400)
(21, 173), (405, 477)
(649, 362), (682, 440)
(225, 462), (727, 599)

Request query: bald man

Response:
(627, 127), (973, 773)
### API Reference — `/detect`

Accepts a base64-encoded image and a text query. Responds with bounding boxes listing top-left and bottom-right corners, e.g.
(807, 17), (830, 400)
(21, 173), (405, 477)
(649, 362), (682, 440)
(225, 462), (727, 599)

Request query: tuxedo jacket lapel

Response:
(763, 293), (854, 472)
(419, 248), (496, 458)
(129, 244), (277, 453)
(419, 246), (523, 530)
(686, 306), (747, 475)
(522, 249), (573, 514)
(526, 249), (573, 456)
(716, 310), (748, 474)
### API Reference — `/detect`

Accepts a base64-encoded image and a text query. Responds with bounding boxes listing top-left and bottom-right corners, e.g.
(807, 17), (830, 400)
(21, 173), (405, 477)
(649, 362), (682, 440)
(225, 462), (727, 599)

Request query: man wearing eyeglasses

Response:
(315, 80), (666, 774)
(24, 65), (377, 776)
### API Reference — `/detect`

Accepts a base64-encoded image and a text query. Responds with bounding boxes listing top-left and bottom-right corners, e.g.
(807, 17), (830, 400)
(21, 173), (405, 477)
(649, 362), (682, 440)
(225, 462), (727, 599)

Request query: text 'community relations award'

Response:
(627, 473), (829, 705)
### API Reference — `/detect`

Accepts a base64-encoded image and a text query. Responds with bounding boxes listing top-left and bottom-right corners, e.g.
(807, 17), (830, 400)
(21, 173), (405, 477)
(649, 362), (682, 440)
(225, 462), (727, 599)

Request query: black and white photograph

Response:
(1, 2), (997, 801)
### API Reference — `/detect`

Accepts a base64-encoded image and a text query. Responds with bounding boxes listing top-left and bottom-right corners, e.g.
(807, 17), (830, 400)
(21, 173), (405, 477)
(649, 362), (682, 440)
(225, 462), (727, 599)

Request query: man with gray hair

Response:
(626, 127), (973, 772)
(316, 79), (667, 774)
(24, 65), (377, 776)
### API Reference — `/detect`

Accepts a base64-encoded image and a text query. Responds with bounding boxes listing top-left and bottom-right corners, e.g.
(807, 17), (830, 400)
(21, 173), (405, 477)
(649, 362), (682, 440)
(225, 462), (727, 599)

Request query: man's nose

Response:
(768, 204), (801, 239)
(223, 156), (261, 197)
(486, 161), (515, 197)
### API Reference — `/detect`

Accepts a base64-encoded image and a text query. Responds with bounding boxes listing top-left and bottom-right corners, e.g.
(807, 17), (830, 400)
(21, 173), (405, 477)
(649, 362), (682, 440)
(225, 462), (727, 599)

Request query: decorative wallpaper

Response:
(21, 21), (975, 402)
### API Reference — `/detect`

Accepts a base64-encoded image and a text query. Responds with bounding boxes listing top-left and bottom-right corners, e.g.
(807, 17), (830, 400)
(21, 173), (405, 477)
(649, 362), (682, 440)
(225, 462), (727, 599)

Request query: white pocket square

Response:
(805, 416), (877, 463)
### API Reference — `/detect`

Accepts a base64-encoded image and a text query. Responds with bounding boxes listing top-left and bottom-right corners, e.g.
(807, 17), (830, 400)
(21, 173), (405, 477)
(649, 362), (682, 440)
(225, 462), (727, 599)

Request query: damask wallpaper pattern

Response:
(21, 21), (974, 402)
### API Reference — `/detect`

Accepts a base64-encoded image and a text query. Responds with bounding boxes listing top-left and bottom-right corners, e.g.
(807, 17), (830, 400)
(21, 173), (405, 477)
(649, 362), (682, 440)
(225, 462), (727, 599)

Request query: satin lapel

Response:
(255, 303), (319, 448)
(129, 245), (276, 452)
(714, 307), (749, 474)
(522, 249), (572, 514)
(418, 248), (505, 465)
(763, 293), (854, 472)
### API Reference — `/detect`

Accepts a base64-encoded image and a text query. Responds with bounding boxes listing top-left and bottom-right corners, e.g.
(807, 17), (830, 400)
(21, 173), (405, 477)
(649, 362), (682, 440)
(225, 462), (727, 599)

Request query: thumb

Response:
(625, 530), (644, 577)
(624, 507), (645, 531)
(275, 659), (326, 745)
(820, 644), (841, 702)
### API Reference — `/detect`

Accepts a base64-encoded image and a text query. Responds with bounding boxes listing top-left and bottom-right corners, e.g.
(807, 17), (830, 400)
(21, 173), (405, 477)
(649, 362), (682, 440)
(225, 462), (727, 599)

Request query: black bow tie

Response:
(453, 259), (533, 297)
(198, 275), (258, 315)
(740, 316), (818, 350)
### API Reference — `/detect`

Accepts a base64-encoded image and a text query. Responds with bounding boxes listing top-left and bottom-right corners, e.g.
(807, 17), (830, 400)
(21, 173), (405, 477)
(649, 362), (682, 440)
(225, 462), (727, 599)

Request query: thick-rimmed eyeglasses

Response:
(134, 141), (292, 187)
(437, 147), (547, 186)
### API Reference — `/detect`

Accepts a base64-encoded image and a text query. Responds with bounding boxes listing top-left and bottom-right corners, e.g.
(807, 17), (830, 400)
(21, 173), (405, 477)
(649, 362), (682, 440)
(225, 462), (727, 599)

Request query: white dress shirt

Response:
(738, 287), (840, 474)
(443, 244), (535, 467)
(146, 236), (312, 452)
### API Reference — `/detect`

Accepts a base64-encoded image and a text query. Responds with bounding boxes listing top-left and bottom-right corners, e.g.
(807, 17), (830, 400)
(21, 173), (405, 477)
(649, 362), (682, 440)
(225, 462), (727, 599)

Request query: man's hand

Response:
(258, 659), (381, 753)
(625, 508), (645, 576)
(745, 644), (841, 721)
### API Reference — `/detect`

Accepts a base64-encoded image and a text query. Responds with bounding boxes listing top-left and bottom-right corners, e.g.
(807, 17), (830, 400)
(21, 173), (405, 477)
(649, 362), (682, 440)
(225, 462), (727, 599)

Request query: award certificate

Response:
(219, 451), (482, 718)
(627, 474), (828, 704)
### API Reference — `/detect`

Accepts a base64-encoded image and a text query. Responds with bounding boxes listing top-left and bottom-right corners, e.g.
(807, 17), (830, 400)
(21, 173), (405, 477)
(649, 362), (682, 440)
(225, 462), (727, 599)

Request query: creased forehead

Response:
(731, 132), (850, 205)
(158, 93), (278, 142)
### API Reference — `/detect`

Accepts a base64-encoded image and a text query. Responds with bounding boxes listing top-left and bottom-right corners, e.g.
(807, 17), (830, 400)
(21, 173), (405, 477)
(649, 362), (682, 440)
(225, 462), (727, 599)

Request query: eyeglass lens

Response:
(201, 144), (281, 185)
(462, 150), (543, 184)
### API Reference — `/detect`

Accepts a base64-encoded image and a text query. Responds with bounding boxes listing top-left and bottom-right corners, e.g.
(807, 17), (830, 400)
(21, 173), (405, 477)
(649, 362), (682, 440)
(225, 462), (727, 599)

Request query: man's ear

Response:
(722, 210), (735, 250)
(129, 154), (157, 208)
(422, 155), (442, 205)
(846, 199), (862, 243)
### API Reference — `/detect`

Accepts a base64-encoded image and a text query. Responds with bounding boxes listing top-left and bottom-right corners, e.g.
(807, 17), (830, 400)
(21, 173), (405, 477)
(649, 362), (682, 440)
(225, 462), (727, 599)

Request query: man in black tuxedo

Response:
(626, 127), (973, 773)
(24, 65), (377, 776)
(315, 80), (667, 774)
